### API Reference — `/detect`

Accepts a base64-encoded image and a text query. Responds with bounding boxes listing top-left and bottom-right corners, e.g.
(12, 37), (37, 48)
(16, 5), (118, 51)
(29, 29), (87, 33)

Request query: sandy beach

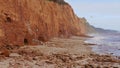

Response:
(0, 36), (120, 68)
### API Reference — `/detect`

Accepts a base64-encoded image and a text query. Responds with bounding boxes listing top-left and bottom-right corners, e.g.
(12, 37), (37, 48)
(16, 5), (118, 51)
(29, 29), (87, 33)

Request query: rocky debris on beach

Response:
(0, 37), (119, 68)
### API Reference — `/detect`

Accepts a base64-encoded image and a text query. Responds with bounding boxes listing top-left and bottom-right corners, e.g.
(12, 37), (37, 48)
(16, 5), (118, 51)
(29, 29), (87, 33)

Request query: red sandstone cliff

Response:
(0, 0), (87, 46)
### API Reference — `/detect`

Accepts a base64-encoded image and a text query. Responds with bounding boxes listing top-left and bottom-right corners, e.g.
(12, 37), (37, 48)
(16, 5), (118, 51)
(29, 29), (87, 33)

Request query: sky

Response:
(65, 0), (120, 31)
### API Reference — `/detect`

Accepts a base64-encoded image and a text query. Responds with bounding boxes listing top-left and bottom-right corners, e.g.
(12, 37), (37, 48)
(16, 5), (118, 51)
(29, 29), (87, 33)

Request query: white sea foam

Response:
(86, 33), (120, 56)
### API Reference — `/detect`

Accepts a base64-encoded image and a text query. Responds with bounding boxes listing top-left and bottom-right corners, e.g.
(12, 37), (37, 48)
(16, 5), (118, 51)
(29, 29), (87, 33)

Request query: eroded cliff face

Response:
(0, 0), (87, 46)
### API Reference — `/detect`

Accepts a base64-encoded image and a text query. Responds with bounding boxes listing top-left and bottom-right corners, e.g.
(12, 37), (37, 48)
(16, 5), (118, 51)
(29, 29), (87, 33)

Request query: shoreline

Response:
(0, 36), (120, 68)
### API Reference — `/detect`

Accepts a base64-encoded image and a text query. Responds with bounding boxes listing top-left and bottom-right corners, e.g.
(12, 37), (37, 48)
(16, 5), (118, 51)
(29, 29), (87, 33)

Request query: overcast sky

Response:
(65, 0), (120, 31)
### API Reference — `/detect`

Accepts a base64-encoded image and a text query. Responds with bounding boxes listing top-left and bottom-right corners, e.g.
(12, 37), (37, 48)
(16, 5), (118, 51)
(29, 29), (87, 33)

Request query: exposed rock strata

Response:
(0, 0), (90, 46)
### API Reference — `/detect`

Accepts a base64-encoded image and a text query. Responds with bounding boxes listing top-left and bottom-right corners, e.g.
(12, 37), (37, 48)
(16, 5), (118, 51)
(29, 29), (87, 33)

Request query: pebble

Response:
(9, 53), (21, 57)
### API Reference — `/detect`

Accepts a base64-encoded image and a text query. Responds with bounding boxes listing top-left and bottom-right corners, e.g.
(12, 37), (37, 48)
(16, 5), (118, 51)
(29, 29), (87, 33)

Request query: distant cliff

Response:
(80, 17), (96, 34)
(0, 0), (93, 46)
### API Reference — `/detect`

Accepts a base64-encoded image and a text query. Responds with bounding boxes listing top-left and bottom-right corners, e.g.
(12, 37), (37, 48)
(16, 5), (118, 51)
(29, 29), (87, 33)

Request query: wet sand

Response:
(0, 36), (120, 68)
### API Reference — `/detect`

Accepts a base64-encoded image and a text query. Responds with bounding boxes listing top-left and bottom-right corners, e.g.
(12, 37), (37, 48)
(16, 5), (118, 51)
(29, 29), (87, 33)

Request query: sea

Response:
(85, 32), (120, 56)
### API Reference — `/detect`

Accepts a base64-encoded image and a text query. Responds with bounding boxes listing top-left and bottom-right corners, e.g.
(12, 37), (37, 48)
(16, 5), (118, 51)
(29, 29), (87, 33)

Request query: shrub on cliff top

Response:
(47, 0), (67, 5)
